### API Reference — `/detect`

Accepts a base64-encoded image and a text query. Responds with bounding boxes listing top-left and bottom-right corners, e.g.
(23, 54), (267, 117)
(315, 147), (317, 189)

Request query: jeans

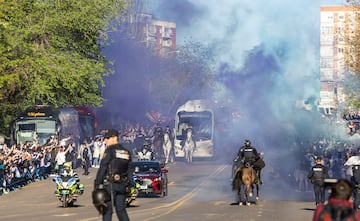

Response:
(83, 158), (90, 175)
(93, 158), (100, 167)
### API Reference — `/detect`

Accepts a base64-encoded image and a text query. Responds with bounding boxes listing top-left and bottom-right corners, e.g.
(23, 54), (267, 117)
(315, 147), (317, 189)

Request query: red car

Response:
(131, 161), (168, 197)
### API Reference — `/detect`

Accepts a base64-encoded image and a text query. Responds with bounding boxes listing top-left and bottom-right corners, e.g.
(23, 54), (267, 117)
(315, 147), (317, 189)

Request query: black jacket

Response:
(94, 143), (132, 188)
(308, 163), (329, 184)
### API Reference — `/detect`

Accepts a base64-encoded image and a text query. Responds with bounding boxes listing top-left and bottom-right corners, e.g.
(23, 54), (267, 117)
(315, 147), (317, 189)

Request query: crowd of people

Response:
(0, 133), (101, 195)
(0, 123), (173, 195)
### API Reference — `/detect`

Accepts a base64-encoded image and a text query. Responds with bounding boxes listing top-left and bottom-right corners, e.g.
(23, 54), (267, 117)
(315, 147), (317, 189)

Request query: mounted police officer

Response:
(308, 156), (329, 206)
(233, 139), (265, 185)
(93, 129), (133, 221)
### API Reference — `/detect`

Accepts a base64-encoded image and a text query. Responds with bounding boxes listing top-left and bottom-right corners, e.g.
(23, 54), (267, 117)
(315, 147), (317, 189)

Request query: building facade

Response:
(319, 6), (356, 115)
(125, 13), (177, 58)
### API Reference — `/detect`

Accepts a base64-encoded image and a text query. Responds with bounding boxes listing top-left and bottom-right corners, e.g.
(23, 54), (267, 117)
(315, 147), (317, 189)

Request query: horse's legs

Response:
(249, 184), (254, 198)
(237, 184), (242, 206)
(256, 184), (259, 201)
(170, 147), (174, 163)
(185, 149), (190, 164)
(189, 150), (193, 164)
(244, 184), (251, 206)
(163, 147), (169, 164)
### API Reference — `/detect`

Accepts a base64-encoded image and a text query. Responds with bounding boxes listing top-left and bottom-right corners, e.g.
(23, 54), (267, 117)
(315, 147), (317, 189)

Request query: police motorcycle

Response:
(53, 163), (84, 208)
(99, 170), (140, 207)
(126, 176), (141, 206)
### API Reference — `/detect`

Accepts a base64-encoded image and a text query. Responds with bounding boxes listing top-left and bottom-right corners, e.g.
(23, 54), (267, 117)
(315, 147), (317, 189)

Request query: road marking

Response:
(142, 164), (228, 221)
(54, 213), (77, 217)
(22, 201), (58, 207)
(78, 217), (101, 221)
(213, 201), (228, 206)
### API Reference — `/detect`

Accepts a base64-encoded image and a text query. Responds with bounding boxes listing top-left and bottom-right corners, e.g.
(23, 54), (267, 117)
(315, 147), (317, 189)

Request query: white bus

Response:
(174, 100), (214, 158)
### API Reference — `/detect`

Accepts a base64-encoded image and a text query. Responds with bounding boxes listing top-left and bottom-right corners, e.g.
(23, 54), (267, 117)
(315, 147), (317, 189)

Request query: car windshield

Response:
(132, 163), (160, 173)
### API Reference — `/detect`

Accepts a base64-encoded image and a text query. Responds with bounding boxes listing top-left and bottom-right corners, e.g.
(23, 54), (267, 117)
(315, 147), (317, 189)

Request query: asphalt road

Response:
(0, 159), (318, 221)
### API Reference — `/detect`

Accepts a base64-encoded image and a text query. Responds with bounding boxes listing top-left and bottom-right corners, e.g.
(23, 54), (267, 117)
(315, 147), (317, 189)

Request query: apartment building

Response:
(319, 6), (356, 115)
(124, 13), (177, 58)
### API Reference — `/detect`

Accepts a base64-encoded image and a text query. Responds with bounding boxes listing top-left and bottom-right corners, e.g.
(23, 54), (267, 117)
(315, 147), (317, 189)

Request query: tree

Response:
(340, 1), (360, 111)
(0, 0), (129, 135)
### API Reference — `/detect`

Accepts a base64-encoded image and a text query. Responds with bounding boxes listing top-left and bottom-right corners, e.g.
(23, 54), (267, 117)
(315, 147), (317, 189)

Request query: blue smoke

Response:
(147, 0), (347, 141)
(100, 0), (347, 144)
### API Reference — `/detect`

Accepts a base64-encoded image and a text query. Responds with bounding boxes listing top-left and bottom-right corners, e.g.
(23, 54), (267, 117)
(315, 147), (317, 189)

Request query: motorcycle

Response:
(53, 176), (84, 208)
(126, 177), (140, 207)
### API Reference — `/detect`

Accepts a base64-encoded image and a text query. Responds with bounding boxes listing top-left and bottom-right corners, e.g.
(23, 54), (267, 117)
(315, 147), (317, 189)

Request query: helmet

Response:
(245, 140), (251, 147)
(64, 162), (72, 170)
(92, 188), (111, 214)
(315, 156), (322, 162)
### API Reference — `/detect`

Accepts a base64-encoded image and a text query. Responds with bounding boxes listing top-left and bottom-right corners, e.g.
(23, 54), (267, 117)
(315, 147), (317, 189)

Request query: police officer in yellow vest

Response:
(93, 129), (132, 221)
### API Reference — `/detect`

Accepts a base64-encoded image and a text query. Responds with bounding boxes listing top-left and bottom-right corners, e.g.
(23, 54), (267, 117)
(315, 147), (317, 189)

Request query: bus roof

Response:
(176, 100), (214, 113)
(16, 105), (60, 121)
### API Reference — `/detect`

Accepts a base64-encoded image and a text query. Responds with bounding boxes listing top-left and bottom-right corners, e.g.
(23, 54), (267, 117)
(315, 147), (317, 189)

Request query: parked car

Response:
(131, 161), (168, 197)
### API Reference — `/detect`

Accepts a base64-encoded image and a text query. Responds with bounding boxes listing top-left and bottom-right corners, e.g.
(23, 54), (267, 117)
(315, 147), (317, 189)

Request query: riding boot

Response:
(257, 170), (263, 185)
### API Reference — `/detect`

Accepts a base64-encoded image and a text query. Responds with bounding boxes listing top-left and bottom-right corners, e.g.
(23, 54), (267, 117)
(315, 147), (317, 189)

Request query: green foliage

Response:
(339, 1), (360, 112)
(0, 0), (129, 136)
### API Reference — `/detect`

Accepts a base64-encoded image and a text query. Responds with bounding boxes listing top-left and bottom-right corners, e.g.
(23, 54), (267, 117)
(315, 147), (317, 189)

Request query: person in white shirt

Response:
(344, 148), (360, 180)
(55, 146), (70, 174)
(92, 137), (102, 168)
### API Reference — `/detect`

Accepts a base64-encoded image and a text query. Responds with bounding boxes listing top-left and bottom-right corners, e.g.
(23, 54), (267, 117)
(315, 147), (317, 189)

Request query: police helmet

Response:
(64, 162), (72, 170)
(92, 188), (111, 214)
(315, 156), (322, 162)
(245, 140), (251, 147)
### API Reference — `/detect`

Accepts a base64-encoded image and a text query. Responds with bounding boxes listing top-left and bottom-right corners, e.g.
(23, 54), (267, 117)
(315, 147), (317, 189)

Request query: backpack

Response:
(317, 204), (357, 221)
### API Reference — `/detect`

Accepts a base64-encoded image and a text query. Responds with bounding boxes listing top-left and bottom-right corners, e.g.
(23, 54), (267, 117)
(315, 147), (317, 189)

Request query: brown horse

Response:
(232, 164), (259, 206)
(152, 129), (164, 160)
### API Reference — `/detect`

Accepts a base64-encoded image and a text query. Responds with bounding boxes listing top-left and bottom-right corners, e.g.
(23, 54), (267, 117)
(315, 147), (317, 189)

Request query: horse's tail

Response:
(232, 168), (242, 191)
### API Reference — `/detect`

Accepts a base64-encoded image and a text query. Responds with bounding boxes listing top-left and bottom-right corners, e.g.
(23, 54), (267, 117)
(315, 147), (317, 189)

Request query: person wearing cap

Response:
(308, 156), (329, 206)
(93, 129), (133, 221)
(313, 179), (360, 220)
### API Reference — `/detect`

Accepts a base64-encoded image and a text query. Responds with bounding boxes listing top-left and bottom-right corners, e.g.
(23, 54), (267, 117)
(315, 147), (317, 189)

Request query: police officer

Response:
(236, 140), (264, 184)
(61, 162), (77, 178)
(308, 156), (329, 206)
(93, 129), (132, 221)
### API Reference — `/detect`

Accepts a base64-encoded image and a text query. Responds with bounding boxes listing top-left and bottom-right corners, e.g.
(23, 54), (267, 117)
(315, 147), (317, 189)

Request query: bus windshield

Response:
(176, 111), (212, 141)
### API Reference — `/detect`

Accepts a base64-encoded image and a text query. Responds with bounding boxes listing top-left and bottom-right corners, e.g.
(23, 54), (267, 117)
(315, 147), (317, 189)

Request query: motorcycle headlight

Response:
(62, 182), (69, 188)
